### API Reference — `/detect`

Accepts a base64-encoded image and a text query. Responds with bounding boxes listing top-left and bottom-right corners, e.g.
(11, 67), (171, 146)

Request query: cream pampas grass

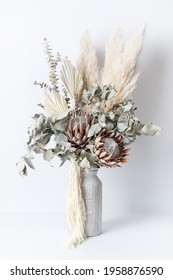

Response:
(102, 28), (124, 86)
(77, 31), (99, 90)
(102, 27), (146, 111)
(66, 159), (86, 248)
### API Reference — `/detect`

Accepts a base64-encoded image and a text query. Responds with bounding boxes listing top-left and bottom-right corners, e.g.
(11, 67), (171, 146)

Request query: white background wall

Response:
(0, 0), (172, 215)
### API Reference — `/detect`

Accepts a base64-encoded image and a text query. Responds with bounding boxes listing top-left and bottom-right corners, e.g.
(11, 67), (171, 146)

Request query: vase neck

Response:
(81, 168), (98, 176)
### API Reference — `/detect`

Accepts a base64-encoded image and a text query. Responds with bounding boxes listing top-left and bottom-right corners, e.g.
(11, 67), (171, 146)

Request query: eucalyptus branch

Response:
(43, 38), (61, 90)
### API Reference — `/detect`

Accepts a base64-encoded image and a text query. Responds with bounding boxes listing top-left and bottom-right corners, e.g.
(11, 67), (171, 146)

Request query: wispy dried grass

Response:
(102, 26), (146, 111)
(77, 31), (99, 90)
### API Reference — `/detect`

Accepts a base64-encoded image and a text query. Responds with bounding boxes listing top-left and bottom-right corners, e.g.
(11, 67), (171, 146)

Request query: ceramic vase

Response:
(81, 168), (102, 237)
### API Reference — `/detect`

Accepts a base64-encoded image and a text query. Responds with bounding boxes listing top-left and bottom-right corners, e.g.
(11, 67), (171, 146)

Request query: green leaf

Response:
(142, 124), (161, 136)
(98, 113), (106, 123)
(86, 144), (94, 151)
(39, 133), (52, 145)
(84, 151), (97, 167)
(59, 156), (68, 166)
(88, 123), (102, 137)
(24, 157), (35, 170)
(100, 100), (106, 109)
(92, 102), (101, 115)
(117, 122), (128, 132)
(98, 113), (106, 127)
(32, 146), (41, 154)
(123, 100), (133, 112)
(55, 134), (71, 147)
(108, 112), (115, 120)
(16, 160), (27, 176)
(106, 122), (114, 131)
(82, 90), (91, 103)
(32, 113), (41, 120)
(53, 116), (68, 131)
(80, 157), (90, 169)
(107, 87), (116, 100)
(43, 149), (54, 161)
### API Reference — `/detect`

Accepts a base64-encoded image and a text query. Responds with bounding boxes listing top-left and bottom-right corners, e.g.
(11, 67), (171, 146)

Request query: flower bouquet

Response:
(17, 28), (161, 247)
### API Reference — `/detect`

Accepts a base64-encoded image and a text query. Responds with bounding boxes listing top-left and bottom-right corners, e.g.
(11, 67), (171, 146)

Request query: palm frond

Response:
(60, 58), (83, 102)
(44, 88), (68, 116)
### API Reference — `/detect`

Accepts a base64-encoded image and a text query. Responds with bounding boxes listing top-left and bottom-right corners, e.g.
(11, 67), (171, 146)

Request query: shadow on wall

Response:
(128, 46), (167, 214)
(127, 46), (167, 214)
(99, 46), (168, 215)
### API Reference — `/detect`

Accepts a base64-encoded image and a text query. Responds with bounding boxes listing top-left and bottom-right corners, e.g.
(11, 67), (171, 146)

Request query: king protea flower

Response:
(94, 130), (129, 167)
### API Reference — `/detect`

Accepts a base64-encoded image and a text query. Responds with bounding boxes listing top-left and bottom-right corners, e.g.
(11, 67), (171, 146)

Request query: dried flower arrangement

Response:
(17, 28), (161, 247)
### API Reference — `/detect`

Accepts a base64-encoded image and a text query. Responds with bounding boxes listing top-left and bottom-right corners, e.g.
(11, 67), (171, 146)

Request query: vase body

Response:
(81, 168), (102, 237)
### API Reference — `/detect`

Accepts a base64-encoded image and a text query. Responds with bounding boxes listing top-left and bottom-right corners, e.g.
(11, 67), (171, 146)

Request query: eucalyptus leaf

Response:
(39, 133), (52, 145)
(32, 114), (41, 120)
(35, 115), (45, 128)
(59, 156), (68, 167)
(43, 149), (54, 161)
(16, 160), (27, 176)
(92, 105), (100, 116)
(106, 122), (114, 131)
(53, 116), (68, 131)
(123, 101), (133, 112)
(98, 113), (106, 123)
(88, 123), (101, 137)
(117, 122), (128, 132)
(98, 113), (106, 127)
(27, 135), (32, 145)
(142, 124), (161, 136)
(84, 151), (97, 166)
(82, 90), (90, 103)
(55, 134), (71, 147)
(85, 144), (94, 151)
(32, 146), (41, 154)
(101, 86), (108, 100)
(109, 112), (115, 120)
(107, 87), (116, 100)
(24, 157), (35, 170)
(80, 157), (90, 169)
(100, 100), (106, 109)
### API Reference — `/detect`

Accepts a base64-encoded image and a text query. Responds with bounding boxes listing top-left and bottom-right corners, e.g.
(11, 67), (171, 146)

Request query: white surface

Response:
(0, 1), (173, 215)
(0, 213), (173, 260)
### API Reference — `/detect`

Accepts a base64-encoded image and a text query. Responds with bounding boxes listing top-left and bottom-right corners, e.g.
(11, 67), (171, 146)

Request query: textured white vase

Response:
(81, 168), (102, 237)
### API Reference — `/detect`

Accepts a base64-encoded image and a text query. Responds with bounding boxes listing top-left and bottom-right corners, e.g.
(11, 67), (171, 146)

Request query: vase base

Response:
(86, 224), (102, 237)
(86, 231), (102, 237)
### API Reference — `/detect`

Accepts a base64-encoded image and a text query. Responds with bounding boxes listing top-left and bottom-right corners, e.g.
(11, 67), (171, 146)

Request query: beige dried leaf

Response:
(60, 58), (83, 102)
(44, 88), (68, 116)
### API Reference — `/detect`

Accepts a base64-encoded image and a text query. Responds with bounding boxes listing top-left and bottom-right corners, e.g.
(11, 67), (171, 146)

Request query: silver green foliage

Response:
(17, 85), (161, 175)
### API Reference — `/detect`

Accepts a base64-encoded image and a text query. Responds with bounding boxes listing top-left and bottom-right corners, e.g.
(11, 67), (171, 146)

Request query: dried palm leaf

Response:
(60, 58), (83, 104)
(44, 88), (68, 117)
